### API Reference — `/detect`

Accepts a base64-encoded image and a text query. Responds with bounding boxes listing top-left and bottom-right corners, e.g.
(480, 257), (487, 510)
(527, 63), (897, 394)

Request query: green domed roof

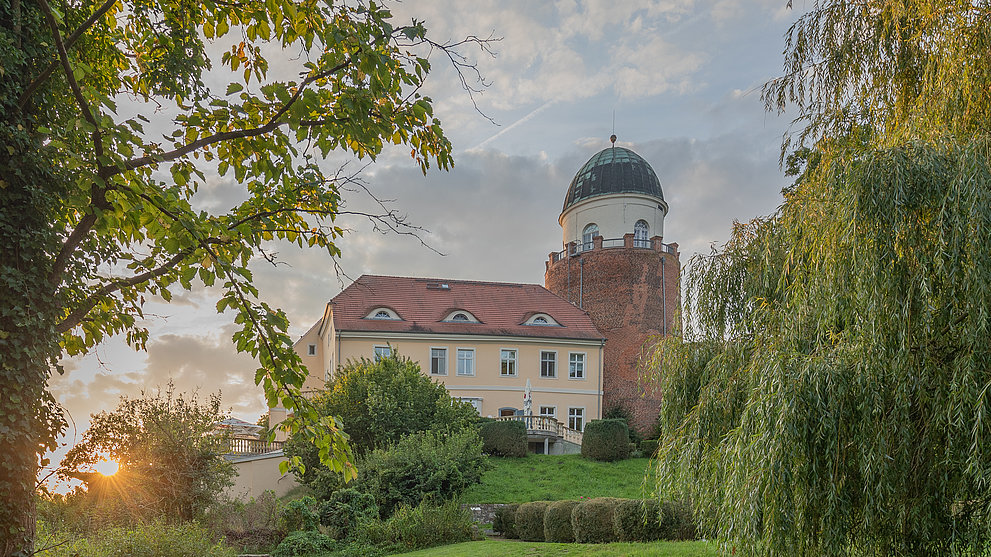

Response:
(563, 146), (664, 211)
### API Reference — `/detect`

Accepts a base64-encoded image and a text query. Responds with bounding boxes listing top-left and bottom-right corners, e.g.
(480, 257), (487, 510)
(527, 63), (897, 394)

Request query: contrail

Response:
(468, 100), (556, 151)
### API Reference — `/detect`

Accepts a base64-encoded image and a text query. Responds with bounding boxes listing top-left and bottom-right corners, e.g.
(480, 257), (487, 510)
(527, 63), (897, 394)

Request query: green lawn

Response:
(463, 454), (653, 503)
(394, 540), (717, 556)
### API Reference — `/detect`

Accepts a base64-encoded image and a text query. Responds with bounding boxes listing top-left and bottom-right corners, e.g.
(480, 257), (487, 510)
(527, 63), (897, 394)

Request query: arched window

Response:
(364, 307), (401, 320)
(634, 220), (650, 248)
(532, 316), (548, 324)
(582, 223), (599, 251)
(451, 312), (470, 322)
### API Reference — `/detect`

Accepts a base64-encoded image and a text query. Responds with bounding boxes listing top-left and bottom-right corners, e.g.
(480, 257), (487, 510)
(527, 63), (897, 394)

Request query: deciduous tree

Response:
(0, 0), (486, 553)
(647, 2), (991, 555)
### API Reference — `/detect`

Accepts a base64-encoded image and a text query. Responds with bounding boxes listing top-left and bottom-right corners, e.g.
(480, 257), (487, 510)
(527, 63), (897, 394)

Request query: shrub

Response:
(478, 420), (527, 457)
(319, 488), (379, 540)
(384, 499), (476, 551)
(640, 439), (659, 458)
(572, 497), (621, 543)
(662, 500), (698, 541)
(204, 492), (282, 553)
(613, 499), (663, 542)
(492, 503), (519, 538)
(581, 419), (631, 462)
(603, 405), (643, 446)
(271, 530), (335, 557)
(285, 354), (478, 488)
(543, 500), (579, 542)
(514, 501), (550, 541)
(355, 429), (487, 517)
(38, 521), (237, 557)
(277, 496), (319, 533)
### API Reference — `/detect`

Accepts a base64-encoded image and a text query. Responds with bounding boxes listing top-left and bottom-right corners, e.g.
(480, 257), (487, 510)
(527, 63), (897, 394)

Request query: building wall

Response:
(332, 332), (604, 425)
(545, 239), (680, 431)
(560, 193), (666, 245)
(226, 452), (299, 500)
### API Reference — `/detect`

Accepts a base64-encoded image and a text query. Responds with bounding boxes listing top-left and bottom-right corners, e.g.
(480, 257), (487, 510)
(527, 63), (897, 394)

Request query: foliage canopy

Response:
(284, 354), (478, 489)
(57, 384), (235, 525)
(0, 0), (483, 552)
(648, 2), (991, 556)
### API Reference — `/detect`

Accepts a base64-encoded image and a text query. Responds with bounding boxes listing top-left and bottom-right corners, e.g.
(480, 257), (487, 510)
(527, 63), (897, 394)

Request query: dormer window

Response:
(443, 310), (479, 323)
(524, 313), (560, 326)
(364, 307), (401, 320)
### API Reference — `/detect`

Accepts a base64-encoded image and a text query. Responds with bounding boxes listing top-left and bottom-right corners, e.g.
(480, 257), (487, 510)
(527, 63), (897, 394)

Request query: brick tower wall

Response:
(544, 235), (680, 432)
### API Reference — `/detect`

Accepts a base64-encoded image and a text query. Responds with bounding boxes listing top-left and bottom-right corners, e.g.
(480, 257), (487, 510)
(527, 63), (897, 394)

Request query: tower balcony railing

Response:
(549, 236), (678, 262)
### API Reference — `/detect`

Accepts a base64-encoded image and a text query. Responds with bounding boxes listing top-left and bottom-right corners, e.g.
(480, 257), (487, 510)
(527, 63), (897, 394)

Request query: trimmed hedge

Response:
(640, 439), (659, 458)
(492, 503), (520, 539)
(515, 501), (550, 541)
(543, 500), (579, 542)
(613, 499), (663, 542)
(581, 419), (631, 462)
(613, 499), (698, 542)
(479, 420), (527, 457)
(572, 497), (621, 543)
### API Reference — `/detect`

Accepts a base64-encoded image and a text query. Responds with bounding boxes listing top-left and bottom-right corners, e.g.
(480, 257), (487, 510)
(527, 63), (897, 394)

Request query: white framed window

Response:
(540, 351), (557, 378)
(524, 313), (560, 326)
(457, 348), (475, 376)
(307, 344), (316, 356)
(568, 407), (585, 431)
(569, 352), (586, 379)
(458, 397), (482, 414)
(443, 310), (479, 323)
(500, 349), (517, 377)
(365, 307), (401, 320)
(634, 219), (650, 248)
(373, 345), (391, 361)
(582, 223), (599, 251)
(430, 347), (448, 376)
(539, 406), (556, 419)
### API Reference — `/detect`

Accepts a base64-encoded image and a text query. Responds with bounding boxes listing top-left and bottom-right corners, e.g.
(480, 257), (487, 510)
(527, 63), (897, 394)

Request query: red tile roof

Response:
(329, 275), (604, 341)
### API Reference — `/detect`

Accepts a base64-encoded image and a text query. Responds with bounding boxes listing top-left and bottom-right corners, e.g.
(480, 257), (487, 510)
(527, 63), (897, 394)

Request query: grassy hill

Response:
(463, 454), (653, 503)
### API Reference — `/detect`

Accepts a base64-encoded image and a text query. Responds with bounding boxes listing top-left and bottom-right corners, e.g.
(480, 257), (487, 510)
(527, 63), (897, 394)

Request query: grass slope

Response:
(463, 454), (652, 503)
(394, 540), (717, 556)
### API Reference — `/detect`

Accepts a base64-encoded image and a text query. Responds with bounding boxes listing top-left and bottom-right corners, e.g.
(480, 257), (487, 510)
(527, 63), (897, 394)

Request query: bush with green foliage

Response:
(603, 405), (643, 446)
(640, 439), (659, 458)
(277, 496), (319, 533)
(581, 419), (631, 462)
(319, 488), (379, 540)
(478, 420), (527, 457)
(203, 491), (282, 553)
(353, 429), (487, 517)
(572, 497), (621, 544)
(35, 520), (236, 557)
(271, 531), (336, 557)
(543, 500), (579, 543)
(514, 501), (550, 542)
(285, 354), (478, 488)
(55, 385), (235, 526)
(379, 499), (477, 551)
(492, 503), (519, 538)
(613, 499), (664, 542)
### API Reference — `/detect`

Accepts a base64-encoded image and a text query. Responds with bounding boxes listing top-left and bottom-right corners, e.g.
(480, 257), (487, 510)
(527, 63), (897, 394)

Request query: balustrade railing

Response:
(550, 238), (676, 263)
(228, 437), (284, 455)
(495, 415), (583, 446)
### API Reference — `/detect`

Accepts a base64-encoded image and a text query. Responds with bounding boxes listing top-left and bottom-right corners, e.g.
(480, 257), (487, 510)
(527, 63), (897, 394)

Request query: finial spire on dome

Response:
(610, 134), (617, 146)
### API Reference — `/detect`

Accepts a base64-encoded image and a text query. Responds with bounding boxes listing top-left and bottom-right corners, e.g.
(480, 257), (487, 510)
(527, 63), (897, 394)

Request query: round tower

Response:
(544, 143), (680, 431)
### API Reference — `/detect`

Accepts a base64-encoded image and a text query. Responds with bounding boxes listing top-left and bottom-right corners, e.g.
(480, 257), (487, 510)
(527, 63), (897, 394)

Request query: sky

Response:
(47, 0), (803, 477)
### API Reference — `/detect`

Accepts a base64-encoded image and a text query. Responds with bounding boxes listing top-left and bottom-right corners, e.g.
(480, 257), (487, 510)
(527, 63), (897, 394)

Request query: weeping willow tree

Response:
(647, 2), (991, 555)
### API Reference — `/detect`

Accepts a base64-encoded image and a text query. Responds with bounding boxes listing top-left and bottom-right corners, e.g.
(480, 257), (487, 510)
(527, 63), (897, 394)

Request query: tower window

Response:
(582, 223), (599, 251)
(634, 220), (650, 248)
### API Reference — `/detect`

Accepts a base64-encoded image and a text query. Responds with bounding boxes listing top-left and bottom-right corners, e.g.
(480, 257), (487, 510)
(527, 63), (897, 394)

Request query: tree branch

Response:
(56, 249), (194, 334)
(112, 59), (352, 175)
(17, 0), (119, 110)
